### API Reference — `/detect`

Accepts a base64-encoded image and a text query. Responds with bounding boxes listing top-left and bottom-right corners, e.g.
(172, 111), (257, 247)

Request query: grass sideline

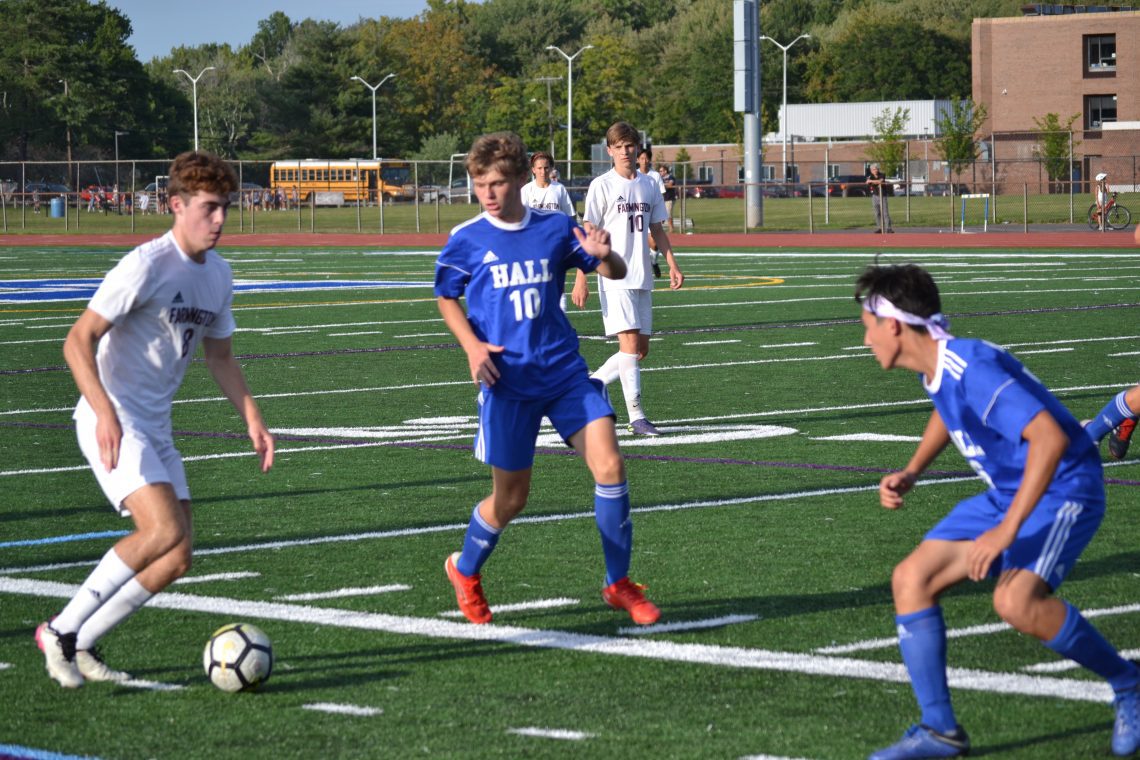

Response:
(2, 244), (1140, 759)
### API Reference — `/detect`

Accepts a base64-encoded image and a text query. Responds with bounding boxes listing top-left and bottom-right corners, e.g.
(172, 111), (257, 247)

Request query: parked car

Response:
(790, 182), (828, 197)
(687, 184), (718, 199)
(924, 182), (971, 196)
(827, 175), (870, 197)
(24, 181), (70, 197)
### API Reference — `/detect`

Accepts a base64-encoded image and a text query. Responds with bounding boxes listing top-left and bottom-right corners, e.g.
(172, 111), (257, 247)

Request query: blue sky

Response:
(107, 1), (432, 62)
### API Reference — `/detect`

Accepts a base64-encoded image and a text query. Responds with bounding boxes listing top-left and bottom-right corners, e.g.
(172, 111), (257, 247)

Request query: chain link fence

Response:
(3, 135), (1137, 235)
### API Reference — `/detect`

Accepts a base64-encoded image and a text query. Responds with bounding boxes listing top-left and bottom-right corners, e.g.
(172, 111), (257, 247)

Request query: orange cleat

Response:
(445, 552), (492, 624)
(1109, 418), (1137, 460)
(603, 577), (661, 625)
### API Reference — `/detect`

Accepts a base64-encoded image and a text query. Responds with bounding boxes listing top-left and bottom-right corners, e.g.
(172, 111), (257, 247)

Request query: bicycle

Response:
(1087, 191), (1132, 230)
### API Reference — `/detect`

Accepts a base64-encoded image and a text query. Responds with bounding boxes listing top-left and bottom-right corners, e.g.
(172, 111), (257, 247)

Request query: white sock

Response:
(591, 352), (624, 385)
(53, 548), (136, 634)
(616, 352), (645, 422)
(75, 577), (154, 650)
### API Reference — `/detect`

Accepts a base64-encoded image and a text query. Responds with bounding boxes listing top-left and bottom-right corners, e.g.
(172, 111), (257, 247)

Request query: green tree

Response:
(867, 107), (910, 177)
(934, 97), (988, 188)
(0, 0), (161, 162)
(650, 0), (738, 144)
(1032, 112), (1080, 190)
(804, 5), (969, 102)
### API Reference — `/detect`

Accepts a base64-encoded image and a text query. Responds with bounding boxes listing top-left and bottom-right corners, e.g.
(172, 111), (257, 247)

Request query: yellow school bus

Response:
(268, 159), (412, 204)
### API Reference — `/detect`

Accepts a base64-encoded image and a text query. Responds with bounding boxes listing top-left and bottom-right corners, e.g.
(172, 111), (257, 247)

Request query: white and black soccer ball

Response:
(203, 623), (273, 692)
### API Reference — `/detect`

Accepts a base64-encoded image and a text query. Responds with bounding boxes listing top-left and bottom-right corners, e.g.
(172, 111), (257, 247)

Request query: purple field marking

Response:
(6, 420), (1138, 486)
(6, 302), (1138, 376)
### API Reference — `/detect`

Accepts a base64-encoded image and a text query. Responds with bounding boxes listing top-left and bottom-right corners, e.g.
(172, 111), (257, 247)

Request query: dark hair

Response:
(605, 121), (640, 147)
(530, 151), (554, 168)
(466, 132), (529, 181)
(854, 263), (943, 331)
(167, 151), (237, 198)
(637, 146), (652, 160)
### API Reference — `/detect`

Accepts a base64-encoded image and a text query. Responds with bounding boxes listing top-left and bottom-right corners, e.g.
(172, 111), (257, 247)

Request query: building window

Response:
(1085, 35), (1116, 74)
(698, 165), (714, 183)
(827, 164), (841, 179)
(761, 165), (775, 181)
(1085, 94), (1118, 129)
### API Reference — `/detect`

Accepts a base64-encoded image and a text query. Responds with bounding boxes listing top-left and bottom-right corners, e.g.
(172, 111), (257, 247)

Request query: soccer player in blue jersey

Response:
(435, 131), (661, 627)
(856, 263), (1140, 760)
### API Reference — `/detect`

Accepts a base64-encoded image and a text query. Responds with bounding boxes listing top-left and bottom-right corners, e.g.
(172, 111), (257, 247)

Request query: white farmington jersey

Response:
(584, 169), (667, 292)
(76, 230), (236, 429)
(520, 180), (576, 218)
(640, 168), (665, 196)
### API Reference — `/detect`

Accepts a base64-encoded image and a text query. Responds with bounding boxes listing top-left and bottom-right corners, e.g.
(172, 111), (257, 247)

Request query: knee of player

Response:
(991, 586), (1034, 631)
(139, 523), (189, 558)
(591, 454), (626, 484)
(889, 558), (927, 597)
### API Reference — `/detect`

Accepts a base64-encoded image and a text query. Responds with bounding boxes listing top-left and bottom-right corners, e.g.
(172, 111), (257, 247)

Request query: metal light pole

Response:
(350, 73), (396, 160)
(114, 130), (128, 212)
(534, 76), (562, 158)
(759, 34), (810, 182)
(546, 45), (593, 180)
(173, 66), (216, 151)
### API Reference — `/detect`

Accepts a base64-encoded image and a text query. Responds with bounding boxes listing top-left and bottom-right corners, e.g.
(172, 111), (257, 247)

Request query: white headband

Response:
(863, 295), (953, 340)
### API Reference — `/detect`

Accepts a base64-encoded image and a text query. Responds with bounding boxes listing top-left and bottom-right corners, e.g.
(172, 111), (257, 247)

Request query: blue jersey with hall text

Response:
(434, 208), (601, 400)
(923, 338), (1103, 505)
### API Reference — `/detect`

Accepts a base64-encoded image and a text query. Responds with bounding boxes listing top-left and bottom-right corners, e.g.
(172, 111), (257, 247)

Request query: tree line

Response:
(1, 0), (1026, 171)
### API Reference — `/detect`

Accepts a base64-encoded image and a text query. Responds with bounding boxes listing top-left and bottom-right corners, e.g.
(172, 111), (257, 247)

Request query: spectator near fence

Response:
(866, 163), (894, 233)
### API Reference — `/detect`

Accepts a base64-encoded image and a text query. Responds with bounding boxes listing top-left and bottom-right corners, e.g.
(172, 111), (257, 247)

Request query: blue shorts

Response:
(474, 376), (615, 471)
(926, 490), (1105, 590)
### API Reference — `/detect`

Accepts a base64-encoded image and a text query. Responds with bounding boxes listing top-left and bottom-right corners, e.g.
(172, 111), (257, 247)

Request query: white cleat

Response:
(38, 623), (84, 689)
(76, 648), (131, 683)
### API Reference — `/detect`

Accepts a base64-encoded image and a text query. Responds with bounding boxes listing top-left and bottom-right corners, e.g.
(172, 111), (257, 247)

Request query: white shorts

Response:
(74, 400), (189, 515)
(599, 288), (653, 337)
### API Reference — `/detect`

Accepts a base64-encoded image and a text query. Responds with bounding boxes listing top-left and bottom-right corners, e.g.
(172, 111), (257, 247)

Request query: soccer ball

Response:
(203, 623), (273, 692)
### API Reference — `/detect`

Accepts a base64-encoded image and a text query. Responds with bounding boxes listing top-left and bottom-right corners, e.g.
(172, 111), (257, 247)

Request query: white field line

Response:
(173, 571), (261, 585)
(818, 602), (1140, 655)
(438, 597), (579, 618)
(276, 584), (411, 601)
(0, 478), (974, 576)
(506, 727), (594, 741)
(1018, 348), (1075, 355)
(683, 339), (742, 346)
(619, 614), (759, 636)
(1109, 351), (1140, 357)
(119, 678), (185, 692)
(302, 703), (383, 717)
(0, 577), (1113, 704)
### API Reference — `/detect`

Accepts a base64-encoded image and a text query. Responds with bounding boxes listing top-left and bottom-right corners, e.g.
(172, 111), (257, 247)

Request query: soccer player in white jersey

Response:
(39, 152), (275, 688)
(572, 122), (683, 437)
(520, 151), (577, 219)
(522, 151), (578, 312)
(436, 131), (660, 627)
(637, 146), (666, 278)
(857, 263), (1140, 759)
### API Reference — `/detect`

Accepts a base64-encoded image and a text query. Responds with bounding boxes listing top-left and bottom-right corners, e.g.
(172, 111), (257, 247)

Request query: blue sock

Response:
(896, 606), (958, 734)
(1086, 391), (1135, 441)
(456, 503), (500, 577)
(1046, 601), (1140, 693)
(594, 481), (631, 586)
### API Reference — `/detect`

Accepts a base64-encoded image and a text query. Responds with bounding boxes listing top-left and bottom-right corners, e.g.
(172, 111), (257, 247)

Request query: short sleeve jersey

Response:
(584, 169), (667, 292)
(434, 208), (601, 400)
(923, 338), (1103, 505)
(81, 230), (236, 427)
(520, 180), (576, 218)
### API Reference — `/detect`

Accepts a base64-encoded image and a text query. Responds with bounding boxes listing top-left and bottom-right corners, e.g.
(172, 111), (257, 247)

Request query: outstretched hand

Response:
(879, 470), (916, 510)
(573, 224), (611, 260)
